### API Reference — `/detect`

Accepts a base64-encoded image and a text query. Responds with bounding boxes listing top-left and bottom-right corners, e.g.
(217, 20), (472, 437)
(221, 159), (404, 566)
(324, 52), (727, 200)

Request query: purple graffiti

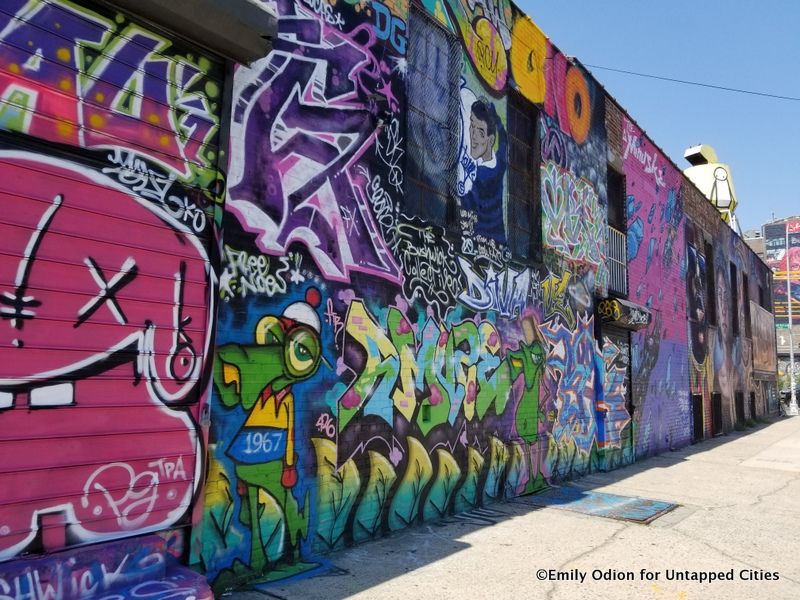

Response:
(227, 2), (401, 284)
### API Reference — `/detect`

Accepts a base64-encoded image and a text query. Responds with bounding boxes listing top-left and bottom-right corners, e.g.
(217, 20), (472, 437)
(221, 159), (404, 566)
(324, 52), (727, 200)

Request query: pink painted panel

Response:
(0, 151), (213, 560)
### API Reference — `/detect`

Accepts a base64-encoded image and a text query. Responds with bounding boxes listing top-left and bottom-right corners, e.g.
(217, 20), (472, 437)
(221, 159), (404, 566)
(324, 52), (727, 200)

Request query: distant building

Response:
(744, 230), (766, 262)
(758, 217), (800, 388)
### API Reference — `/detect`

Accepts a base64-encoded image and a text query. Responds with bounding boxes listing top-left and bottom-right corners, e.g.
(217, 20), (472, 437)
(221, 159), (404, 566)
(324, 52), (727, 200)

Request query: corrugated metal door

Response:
(0, 0), (223, 560)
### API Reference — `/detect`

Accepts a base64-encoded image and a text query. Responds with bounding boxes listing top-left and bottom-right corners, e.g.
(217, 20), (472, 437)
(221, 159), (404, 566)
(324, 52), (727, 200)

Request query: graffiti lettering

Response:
(542, 271), (575, 329)
(220, 246), (290, 301)
(102, 150), (208, 233)
(0, 542), (167, 600)
(623, 122), (665, 188)
(336, 301), (546, 440)
(375, 119), (405, 191)
(301, 0), (345, 28)
(542, 314), (598, 455)
(395, 221), (463, 319)
(457, 257), (530, 318)
(315, 413), (337, 438)
(600, 338), (631, 449)
(227, 7), (401, 285)
(597, 299), (622, 322)
(0, 2), (220, 181)
(541, 161), (608, 290)
(373, 2), (407, 55)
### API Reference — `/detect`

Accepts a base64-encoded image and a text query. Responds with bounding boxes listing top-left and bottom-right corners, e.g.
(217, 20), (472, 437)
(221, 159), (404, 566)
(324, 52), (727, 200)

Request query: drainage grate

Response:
(524, 486), (678, 524)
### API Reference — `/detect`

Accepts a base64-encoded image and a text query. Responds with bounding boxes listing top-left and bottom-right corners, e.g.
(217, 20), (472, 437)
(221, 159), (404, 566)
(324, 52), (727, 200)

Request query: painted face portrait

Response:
(469, 101), (496, 162)
(716, 269), (730, 344)
(788, 246), (800, 273)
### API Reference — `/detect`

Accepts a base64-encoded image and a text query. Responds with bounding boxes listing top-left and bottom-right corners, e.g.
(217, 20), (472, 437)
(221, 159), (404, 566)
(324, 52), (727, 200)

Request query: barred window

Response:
(507, 90), (541, 261)
(405, 6), (460, 225)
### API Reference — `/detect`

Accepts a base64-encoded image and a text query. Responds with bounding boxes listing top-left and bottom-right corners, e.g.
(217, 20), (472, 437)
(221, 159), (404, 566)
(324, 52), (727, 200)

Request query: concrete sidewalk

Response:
(229, 417), (800, 600)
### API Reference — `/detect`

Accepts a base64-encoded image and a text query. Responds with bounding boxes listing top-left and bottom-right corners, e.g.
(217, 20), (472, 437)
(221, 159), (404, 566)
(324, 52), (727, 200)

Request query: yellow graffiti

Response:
(598, 299), (622, 321)
(510, 16), (546, 103)
(470, 17), (508, 91)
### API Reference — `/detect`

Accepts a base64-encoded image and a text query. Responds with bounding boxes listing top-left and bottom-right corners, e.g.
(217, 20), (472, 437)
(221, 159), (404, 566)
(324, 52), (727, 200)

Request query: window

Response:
(704, 242), (717, 325)
(758, 284), (765, 309)
(607, 168), (626, 231)
(743, 273), (752, 338)
(506, 90), (540, 261)
(730, 262), (739, 336)
(606, 166), (628, 296)
(405, 7), (460, 225)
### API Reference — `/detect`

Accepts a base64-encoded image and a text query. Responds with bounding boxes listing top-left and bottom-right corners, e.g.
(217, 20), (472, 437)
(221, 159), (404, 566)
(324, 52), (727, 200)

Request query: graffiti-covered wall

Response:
(200, 0), (628, 591)
(0, 0), (773, 593)
(685, 163), (775, 435)
(614, 115), (689, 457)
(0, 0), (222, 563)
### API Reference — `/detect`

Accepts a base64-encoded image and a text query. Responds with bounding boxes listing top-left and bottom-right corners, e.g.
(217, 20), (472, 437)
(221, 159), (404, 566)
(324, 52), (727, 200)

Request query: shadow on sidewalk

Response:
(231, 416), (790, 599)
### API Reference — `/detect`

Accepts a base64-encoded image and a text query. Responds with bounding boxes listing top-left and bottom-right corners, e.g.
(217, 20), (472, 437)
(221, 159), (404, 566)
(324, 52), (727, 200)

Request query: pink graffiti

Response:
(0, 152), (212, 559)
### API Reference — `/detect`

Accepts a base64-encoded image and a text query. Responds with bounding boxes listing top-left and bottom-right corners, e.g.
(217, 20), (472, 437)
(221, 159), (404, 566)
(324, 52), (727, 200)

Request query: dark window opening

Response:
(405, 7), (460, 226)
(691, 394), (704, 443)
(607, 168), (626, 231)
(712, 392), (723, 435)
(758, 284), (765, 309)
(506, 90), (541, 262)
(730, 262), (739, 336)
(704, 242), (717, 326)
(743, 273), (752, 338)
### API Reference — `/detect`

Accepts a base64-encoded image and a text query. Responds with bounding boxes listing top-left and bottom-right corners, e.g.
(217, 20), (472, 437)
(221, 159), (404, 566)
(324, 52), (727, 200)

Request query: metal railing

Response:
(607, 225), (628, 296)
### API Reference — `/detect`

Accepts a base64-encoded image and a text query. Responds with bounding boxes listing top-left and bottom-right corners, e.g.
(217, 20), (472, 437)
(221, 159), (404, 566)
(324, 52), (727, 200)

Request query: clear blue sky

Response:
(518, 0), (800, 233)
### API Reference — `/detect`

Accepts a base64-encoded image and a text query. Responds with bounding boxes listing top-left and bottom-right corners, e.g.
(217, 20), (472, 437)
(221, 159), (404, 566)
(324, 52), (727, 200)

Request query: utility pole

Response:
(786, 223), (798, 415)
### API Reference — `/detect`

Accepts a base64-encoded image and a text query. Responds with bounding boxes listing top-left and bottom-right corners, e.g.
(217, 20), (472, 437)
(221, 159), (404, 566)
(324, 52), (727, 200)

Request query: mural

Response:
(752, 303), (777, 375)
(686, 242), (712, 433)
(0, 0), (773, 594)
(0, 149), (213, 559)
(457, 82), (508, 244)
(0, 0), (221, 567)
(622, 117), (689, 457)
(764, 220), (800, 326)
(200, 0), (621, 592)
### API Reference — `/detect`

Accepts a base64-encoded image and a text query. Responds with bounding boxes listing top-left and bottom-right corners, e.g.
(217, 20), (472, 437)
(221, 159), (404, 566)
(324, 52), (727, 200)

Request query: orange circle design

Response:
(565, 66), (591, 144)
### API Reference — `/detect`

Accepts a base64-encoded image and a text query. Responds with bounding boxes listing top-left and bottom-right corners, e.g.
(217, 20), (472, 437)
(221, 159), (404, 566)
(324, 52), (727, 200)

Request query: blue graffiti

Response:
(543, 315), (598, 454)
(374, 1), (407, 55)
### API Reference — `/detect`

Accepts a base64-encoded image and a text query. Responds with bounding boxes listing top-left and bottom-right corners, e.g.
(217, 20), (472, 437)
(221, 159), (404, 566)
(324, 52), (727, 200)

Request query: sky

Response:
(518, 0), (800, 234)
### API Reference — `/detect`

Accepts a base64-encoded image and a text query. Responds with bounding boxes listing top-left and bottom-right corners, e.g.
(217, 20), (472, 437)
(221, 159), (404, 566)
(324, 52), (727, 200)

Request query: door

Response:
(0, 0), (223, 560)
(691, 394), (704, 443)
(600, 326), (633, 467)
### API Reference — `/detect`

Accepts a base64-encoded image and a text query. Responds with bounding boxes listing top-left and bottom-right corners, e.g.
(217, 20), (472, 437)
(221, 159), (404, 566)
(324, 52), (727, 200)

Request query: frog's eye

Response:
(255, 316), (284, 346)
(285, 327), (321, 378)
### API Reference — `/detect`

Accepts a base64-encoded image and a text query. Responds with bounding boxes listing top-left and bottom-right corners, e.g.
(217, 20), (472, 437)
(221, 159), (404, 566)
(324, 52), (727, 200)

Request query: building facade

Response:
(759, 217), (800, 391)
(0, 0), (777, 596)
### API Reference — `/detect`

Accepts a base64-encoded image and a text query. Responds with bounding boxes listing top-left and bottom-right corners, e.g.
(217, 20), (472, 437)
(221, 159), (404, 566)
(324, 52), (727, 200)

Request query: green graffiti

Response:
(353, 451), (398, 543)
(453, 446), (485, 514)
(337, 301), (522, 434)
(423, 449), (462, 520)
(507, 338), (546, 443)
(313, 438), (360, 551)
(483, 436), (509, 504)
(212, 301), (322, 579)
